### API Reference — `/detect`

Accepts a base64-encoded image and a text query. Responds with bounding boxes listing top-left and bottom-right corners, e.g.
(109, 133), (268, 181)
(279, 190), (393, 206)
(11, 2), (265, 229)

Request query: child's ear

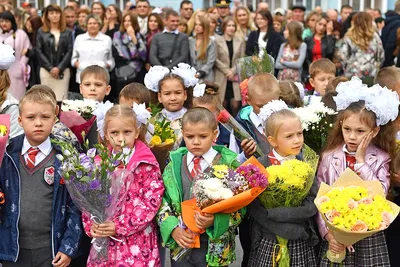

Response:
(372, 127), (380, 138)
(79, 84), (83, 95)
(105, 85), (111, 96)
(309, 78), (315, 88)
(157, 92), (162, 103)
(267, 135), (277, 147)
(18, 116), (22, 126)
(184, 89), (187, 101)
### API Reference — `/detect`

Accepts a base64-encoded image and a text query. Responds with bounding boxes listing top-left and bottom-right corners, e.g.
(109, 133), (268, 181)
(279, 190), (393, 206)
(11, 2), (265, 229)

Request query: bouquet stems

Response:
(326, 249), (346, 264)
(273, 236), (290, 267)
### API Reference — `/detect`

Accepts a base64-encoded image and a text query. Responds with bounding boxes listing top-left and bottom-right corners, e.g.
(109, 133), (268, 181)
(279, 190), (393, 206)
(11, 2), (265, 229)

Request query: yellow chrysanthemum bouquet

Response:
(149, 118), (176, 171)
(315, 169), (400, 264)
(258, 145), (319, 267)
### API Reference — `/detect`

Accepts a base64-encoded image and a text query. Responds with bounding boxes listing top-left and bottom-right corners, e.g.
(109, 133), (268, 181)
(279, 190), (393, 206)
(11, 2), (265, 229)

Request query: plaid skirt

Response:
(248, 237), (317, 267)
(317, 232), (390, 267)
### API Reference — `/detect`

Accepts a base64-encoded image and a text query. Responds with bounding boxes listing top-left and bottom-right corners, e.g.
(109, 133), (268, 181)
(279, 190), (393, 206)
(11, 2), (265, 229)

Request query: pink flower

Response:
(316, 196), (330, 206)
(325, 210), (341, 223)
(94, 155), (102, 167)
(382, 211), (394, 226)
(358, 197), (373, 205)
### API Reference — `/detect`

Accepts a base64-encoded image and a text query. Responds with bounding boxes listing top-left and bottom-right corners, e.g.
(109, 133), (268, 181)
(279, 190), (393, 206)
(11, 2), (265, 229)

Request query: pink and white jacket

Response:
(316, 144), (391, 239)
(82, 140), (164, 267)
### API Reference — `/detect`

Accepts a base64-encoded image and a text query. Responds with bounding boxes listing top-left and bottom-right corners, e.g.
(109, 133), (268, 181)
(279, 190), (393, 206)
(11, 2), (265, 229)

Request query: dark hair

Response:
(279, 81), (303, 108)
(119, 83), (150, 106)
(166, 9), (179, 19)
(107, 4), (122, 24)
(180, 0), (192, 9)
(247, 5), (254, 12)
(42, 4), (66, 32)
(0, 11), (17, 32)
(386, 10), (397, 18)
(340, 5), (352, 12)
(255, 9), (274, 41)
(137, 0), (150, 5)
(182, 107), (218, 131)
(91, 2), (106, 21)
(375, 17), (384, 24)
(24, 15), (43, 46)
(321, 90), (337, 111)
(325, 76), (349, 93)
(158, 74), (193, 109)
(120, 12), (140, 33)
(147, 13), (163, 33)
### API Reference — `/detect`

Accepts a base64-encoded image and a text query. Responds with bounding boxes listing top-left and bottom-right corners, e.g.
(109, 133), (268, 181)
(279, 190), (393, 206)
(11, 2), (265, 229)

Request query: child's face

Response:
(247, 89), (280, 114)
(267, 117), (304, 157)
(182, 122), (218, 157)
(119, 97), (139, 109)
(341, 113), (379, 153)
(105, 118), (139, 152)
(18, 101), (56, 147)
(309, 72), (335, 96)
(80, 74), (111, 102)
(158, 79), (187, 112)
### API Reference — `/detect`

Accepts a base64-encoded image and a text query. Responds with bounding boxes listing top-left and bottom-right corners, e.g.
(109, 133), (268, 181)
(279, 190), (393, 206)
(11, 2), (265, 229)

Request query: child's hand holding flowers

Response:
(194, 211), (214, 230)
(90, 222), (116, 238)
(172, 227), (194, 248)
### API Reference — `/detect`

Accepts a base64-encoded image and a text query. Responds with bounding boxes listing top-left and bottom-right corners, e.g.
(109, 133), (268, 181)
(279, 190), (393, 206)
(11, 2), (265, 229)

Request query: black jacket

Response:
(303, 35), (336, 79)
(245, 30), (284, 59)
(382, 14), (400, 67)
(36, 28), (73, 73)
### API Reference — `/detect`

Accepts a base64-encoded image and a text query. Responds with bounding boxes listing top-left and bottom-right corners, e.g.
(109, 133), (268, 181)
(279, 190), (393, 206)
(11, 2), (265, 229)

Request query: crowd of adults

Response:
(1, 0), (400, 114)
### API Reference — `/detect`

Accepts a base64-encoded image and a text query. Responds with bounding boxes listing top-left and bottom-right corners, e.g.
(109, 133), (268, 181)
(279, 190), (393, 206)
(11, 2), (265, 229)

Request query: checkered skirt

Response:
(248, 237), (317, 267)
(317, 232), (390, 267)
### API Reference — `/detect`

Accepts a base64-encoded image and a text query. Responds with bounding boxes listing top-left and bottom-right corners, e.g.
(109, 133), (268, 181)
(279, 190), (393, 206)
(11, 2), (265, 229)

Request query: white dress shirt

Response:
(71, 32), (115, 83)
(162, 28), (180, 35)
(258, 32), (268, 58)
(22, 137), (53, 166)
(342, 144), (364, 169)
(138, 16), (148, 35)
(271, 149), (296, 164)
(187, 147), (218, 173)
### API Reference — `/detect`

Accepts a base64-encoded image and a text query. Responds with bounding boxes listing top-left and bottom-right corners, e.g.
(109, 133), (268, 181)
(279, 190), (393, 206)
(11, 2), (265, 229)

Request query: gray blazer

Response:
(149, 32), (189, 69)
(189, 37), (216, 81)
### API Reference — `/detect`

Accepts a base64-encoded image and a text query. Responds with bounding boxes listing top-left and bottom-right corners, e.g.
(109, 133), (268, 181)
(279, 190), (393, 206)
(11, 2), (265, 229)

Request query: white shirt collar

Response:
(187, 147), (218, 166)
(342, 144), (356, 156)
(22, 137), (52, 156)
(250, 111), (263, 133)
(161, 107), (187, 121)
(272, 149), (296, 163)
(83, 32), (103, 40)
(163, 28), (179, 35)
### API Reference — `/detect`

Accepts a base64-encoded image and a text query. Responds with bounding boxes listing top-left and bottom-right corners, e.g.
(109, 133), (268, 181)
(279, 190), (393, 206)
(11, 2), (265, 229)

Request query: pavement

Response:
(165, 235), (243, 267)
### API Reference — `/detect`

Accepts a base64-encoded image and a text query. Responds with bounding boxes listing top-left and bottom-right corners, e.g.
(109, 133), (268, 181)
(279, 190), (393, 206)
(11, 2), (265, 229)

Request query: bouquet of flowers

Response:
(53, 139), (131, 262)
(258, 145), (319, 267)
(217, 107), (265, 157)
(60, 99), (100, 144)
(0, 114), (10, 165)
(315, 169), (400, 264)
(173, 157), (268, 261)
(149, 118), (176, 172)
(292, 101), (336, 153)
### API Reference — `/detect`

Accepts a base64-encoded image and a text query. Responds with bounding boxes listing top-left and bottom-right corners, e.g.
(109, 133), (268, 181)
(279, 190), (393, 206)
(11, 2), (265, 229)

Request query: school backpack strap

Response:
(1, 103), (18, 114)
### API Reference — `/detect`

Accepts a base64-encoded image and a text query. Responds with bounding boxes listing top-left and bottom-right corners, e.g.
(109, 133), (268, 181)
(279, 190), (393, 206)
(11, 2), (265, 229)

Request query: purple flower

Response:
(87, 148), (96, 158)
(104, 194), (112, 206)
(76, 171), (83, 178)
(236, 165), (268, 188)
(74, 182), (88, 193)
(80, 154), (93, 172)
(89, 179), (101, 190)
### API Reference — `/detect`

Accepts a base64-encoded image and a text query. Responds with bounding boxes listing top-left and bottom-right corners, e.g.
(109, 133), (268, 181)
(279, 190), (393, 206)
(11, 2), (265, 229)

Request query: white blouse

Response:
(258, 32), (268, 58)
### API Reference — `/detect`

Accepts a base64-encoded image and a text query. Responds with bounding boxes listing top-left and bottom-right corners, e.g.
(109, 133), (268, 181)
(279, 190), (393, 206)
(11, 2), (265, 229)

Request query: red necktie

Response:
(268, 151), (281, 166)
(345, 153), (356, 171)
(191, 157), (202, 178)
(26, 147), (40, 169)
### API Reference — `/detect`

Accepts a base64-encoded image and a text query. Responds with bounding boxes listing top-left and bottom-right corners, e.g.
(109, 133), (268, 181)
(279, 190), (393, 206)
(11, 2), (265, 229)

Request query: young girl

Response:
(82, 105), (165, 267)
(192, 82), (230, 145)
(279, 80), (304, 108)
(316, 78), (398, 266)
(157, 107), (245, 267)
(145, 64), (196, 150)
(248, 100), (319, 267)
(275, 21), (307, 82)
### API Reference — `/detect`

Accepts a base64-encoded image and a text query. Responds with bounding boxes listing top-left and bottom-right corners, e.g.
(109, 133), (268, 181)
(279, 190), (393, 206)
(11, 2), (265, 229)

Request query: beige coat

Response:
(214, 35), (245, 102)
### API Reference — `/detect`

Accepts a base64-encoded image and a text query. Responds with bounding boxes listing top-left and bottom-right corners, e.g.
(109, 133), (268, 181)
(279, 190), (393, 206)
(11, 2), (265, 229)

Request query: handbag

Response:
(115, 64), (137, 83)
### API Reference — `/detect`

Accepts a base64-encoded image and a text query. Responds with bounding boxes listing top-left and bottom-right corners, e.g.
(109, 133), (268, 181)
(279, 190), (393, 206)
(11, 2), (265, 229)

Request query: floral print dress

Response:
(82, 141), (164, 267)
(277, 45), (301, 81)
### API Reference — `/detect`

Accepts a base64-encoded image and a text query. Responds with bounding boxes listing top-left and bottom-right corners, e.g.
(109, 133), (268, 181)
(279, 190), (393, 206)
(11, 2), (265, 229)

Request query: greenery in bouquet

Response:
(149, 118), (176, 146)
(292, 101), (336, 153)
(238, 48), (274, 82)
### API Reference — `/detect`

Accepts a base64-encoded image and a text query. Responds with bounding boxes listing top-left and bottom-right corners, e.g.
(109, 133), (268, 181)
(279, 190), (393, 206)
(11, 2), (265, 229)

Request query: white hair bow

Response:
(171, 63), (199, 88)
(144, 66), (170, 92)
(133, 103), (151, 127)
(92, 101), (114, 138)
(193, 83), (206, 98)
(0, 43), (15, 70)
(258, 100), (289, 124)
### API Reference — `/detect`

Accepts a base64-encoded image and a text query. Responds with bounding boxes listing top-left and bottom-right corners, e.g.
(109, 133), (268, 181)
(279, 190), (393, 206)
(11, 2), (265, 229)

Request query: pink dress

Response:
(82, 140), (164, 267)
(0, 30), (32, 100)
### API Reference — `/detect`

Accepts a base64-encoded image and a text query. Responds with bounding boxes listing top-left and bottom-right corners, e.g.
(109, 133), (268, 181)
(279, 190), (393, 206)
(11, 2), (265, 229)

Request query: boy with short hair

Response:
(0, 86), (82, 267)
(80, 65), (112, 102)
(307, 58), (336, 101)
(375, 66), (400, 96)
(119, 82), (150, 108)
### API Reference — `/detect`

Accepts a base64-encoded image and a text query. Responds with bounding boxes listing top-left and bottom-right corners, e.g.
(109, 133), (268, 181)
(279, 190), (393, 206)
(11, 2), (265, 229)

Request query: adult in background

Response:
(102, 4), (122, 39)
(77, 8), (89, 31)
(326, 9), (339, 22)
(257, 2), (269, 12)
(112, 12), (147, 95)
(145, 13), (163, 70)
(71, 14), (115, 84)
(149, 10), (189, 69)
(64, 6), (84, 42)
(36, 4), (73, 101)
(215, 0), (231, 35)
(382, 2), (400, 67)
(340, 5), (353, 23)
(136, 0), (150, 36)
(302, 11), (318, 40)
(67, 0), (79, 14)
(180, 0), (194, 21)
(0, 11), (31, 100)
(234, 6), (256, 41)
(189, 16), (216, 81)
(91, 2), (106, 22)
(339, 12), (383, 83)
(214, 16), (245, 116)
(291, 5), (306, 25)
(246, 9), (283, 59)
(23, 15), (42, 88)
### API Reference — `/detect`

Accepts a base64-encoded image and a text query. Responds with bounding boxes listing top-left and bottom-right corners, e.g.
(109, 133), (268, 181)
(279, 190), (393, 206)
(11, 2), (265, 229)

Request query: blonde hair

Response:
(80, 65), (110, 84)
(279, 81), (303, 108)
(374, 67), (400, 90)
(345, 12), (374, 51)
(196, 16), (211, 61)
(0, 70), (11, 107)
(248, 73), (280, 98)
(265, 109), (300, 138)
(19, 85), (57, 114)
(234, 6), (256, 38)
(187, 8), (205, 34)
(309, 58), (336, 78)
(103, 105), (146, 143)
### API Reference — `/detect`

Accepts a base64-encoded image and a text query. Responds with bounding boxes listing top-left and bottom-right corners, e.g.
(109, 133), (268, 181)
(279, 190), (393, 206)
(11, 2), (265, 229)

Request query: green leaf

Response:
(79, 176), (92, 182)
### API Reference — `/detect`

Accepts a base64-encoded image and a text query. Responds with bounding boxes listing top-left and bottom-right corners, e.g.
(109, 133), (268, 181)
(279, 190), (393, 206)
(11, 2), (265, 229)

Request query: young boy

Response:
(80, 65), (112, 102)
(119, 82), (150, 108)
(306, 58), (336, 103)
(375, 66), (400, 96)
(157, 107), (245, 267)
(0, 86), (82, 267)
